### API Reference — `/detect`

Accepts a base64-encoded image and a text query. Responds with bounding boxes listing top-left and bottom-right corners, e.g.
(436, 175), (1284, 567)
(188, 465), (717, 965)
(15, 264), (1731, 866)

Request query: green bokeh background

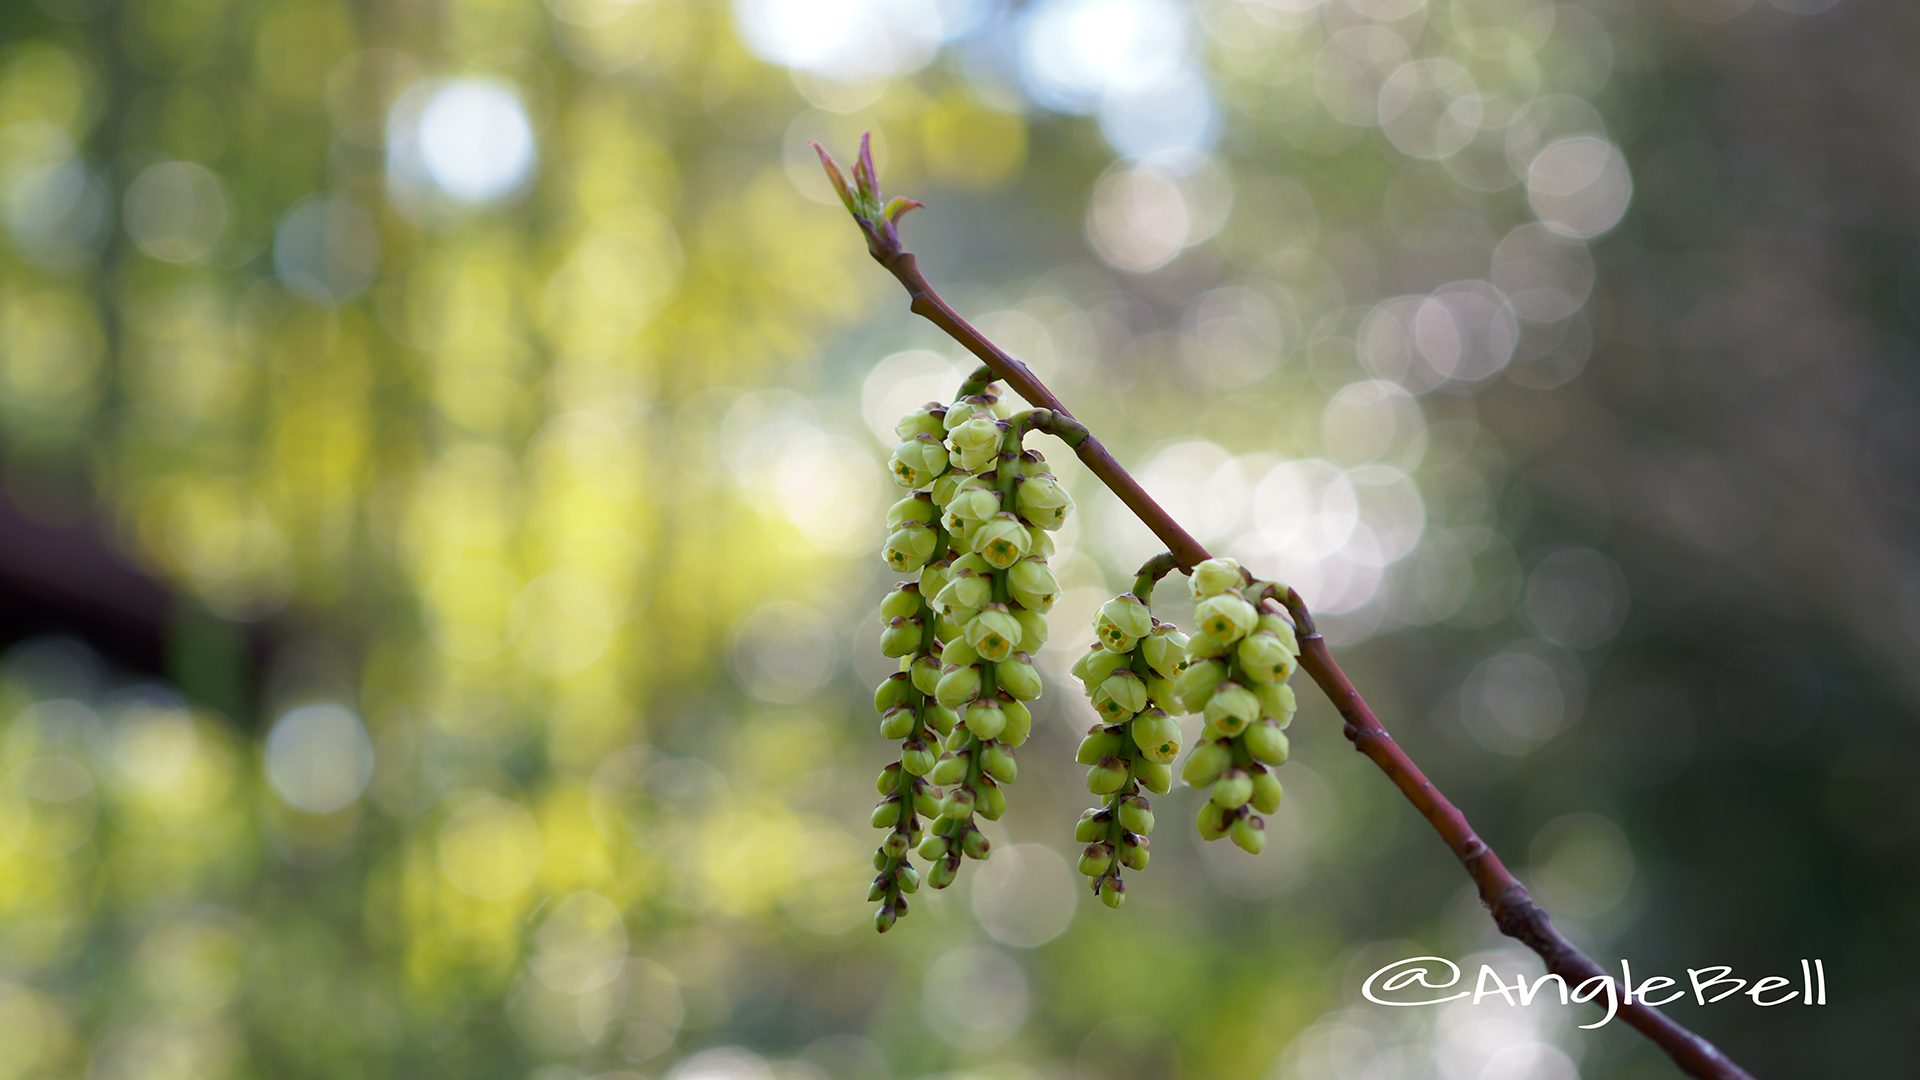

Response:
(0, 0), (1913, 1076)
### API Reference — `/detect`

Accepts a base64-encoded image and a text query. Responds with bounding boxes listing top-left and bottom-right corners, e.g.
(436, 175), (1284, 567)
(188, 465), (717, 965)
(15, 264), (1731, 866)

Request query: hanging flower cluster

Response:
(1173, 558), (1301, 855)
(1068, 587), (1185, 908)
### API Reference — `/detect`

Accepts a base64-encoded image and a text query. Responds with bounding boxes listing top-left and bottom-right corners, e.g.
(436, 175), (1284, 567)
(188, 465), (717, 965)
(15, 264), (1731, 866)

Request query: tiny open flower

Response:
(1140, 630), (1189, 680)
(948, 416), (1003, 471)
(1204, 682), (1259, 737)
(1244, 717), (1290, 765)
(895, 402), (946, 441)
(1130, 710), (1182, 764)
(933, 572), (991, 620)
(998, 654), (1043, 701)
(965, 605), (1022, 662)
(888, 435), (949, 489)
(1014, 475), (1074, 530)
(971, 513), (1031, 569)
(1174, 659), (1229, 713)
(885, 493), (936, 530)
(1194, 593), (1259, 643)
(1236, 631), (1297, 684)
(1189, 557), (1244, 598)
(1007, 558), (1060, 612)
(1251, 767), (1283, 813)
(1095, 594), (1152, 653)
(882, 524), (938, 573)
(1091, 670), (1148, 720)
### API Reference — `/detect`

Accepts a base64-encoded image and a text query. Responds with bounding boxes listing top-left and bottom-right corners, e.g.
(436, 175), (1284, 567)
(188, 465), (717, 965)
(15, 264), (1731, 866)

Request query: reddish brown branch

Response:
(817, 138), (1752, 1080)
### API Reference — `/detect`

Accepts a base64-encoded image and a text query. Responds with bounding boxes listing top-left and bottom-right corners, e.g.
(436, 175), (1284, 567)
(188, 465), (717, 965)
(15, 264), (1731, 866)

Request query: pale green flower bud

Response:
(1205, 682), (1259, 737)
(1180, 739), (1233, 787)
(1135, 759), (1173, 794)
(1230, 813), (1266, 854)
(971, 514), (1032, 569)
(974, 779), (1007, 821)
(918, 834), (950, 861)
(964, 700), (1006, 741)
(939, 787), (976, 820)
(1095, 594), (1152, 653)
(880, 616), (922, 658)
(931, 751), (969, 786)
(965, 605), (1022, 662)
(961, 826), (993, 859)
(874, 905), (898, 933)
(870, 797), (902, 829)
(1072, 646), (1131, 688)
(875, 673), (913, 714)
(1244, 718), (1290, 766)
(1098, 877), (1126, 909)
(1258, 612), (1301, 654)
(1014, 475), (1074, 530)
(879, 706), (915, 741)
(886, 494), (937, 530)
(875, 762), (902, 795)
(997, 654), (1043, 701)
(981, 742), (1017, 784)
(881, 831), (910, 860)
(1196, 801), (1230, 841)
(1091, 671), (1147, 723)
(942, 636), (979, 668)
(883, 524), (938, 573)
(1118, 835), (1148, 871)
(1078, 842), (1114, 877)
(1236, 631), (1297, 685)
(1144, 673), (1179, 712)
(930, 470), (966, 508)
(896, 402), (947, 440)
(896, 863), (921, 894)
(880, 585), (924, 622)
(946, 483), (1001, 523)
(941, 725), (972, 753)
(924, 703), (957, 737)
(1076, 726), (1124, 766)
(942, 398), (991, 431)
(1184, 629), (1234, 660)
(1026, 525), (1055, 560)
(1250, 767), (1283, 814)
(1007, 559), (1060, 612)
(1017, 448), (1050, 478)
(1210, 768), (1253, 809)
(1074, 811), (1108, 843)
(999, 698), (1032, 746)
(919, 558), (953, 600)
(1087, 756), (1130, 795)
(910, 654), (943, 695)
(1130, 710), (1182, 763)
(1140, 632), (1189, 681)
(889, 435), (949, 488)
(1189, 558), (1244, 598)
(927, 857), (959, 890)
(1253, 682), (1297, 726)
(1118, 794), (1154, 836)
(1012, 607), (1049, 651)
(1175, 659), (1229, 713)
(1194, 594), (1259, 644)
(901, 741), (936, 777)
(935, 664), (982, 708)
(951, 552), (991, 577)
(914, 786), (943, 819)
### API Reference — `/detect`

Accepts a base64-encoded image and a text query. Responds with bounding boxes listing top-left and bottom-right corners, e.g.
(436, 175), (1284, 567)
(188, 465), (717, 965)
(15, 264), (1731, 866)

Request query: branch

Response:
(816, 138), (1754, 1080)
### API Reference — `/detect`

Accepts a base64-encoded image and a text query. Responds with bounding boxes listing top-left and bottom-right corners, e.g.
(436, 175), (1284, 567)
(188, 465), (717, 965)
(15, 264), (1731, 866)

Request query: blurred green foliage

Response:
(0, 0), (1914, 1077)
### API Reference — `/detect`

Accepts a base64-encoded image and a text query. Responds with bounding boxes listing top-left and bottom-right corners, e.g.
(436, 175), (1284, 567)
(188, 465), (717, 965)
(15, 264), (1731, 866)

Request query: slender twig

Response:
(814, 137), (1752, 1080)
